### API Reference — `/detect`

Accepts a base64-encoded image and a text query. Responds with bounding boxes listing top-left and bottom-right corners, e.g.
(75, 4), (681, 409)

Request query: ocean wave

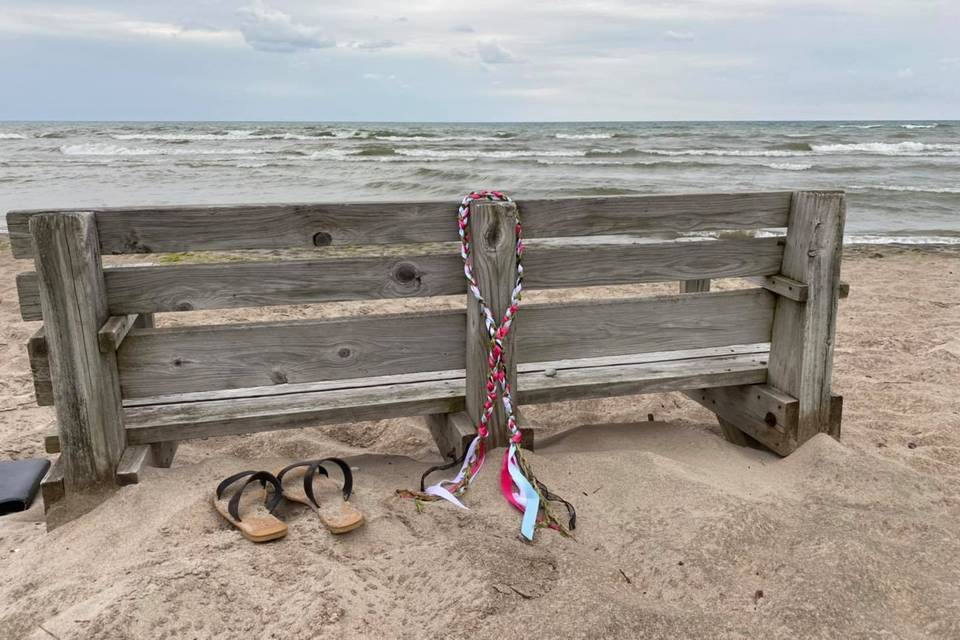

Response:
(394, 148), (587, 159)
(811, 141), (960, 155)
(845, 234), (960, 245)
(839, 124), (884, 129)
(848, 184), (960, 194)
(60, 143), (271, 156)
(555, 133), (615, 139)
(766, 162), (813, 171)
(900, 123), (938, 129)
(0, 133), (27, 139)
(111, 130), (328, 141)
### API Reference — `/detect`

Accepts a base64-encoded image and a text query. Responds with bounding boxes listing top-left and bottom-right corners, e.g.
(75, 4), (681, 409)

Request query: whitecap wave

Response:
(394, 148), (587, 159)
(811, 141), (960, 155)
(60, 143), (270, 156)
(555, 133), (614, 139)
(845, 234), (960, 245)
(0, 133), (27, 139)
(900, 124), (938, 129)
(112, 130), (324, 141)
(839, 124), (884, 129)
(848, 184), (960, 194)
(766, 162), (813, 171)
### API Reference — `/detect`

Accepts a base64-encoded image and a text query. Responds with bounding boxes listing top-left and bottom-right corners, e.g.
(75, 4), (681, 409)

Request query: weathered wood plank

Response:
(117, 309), (467, 399)
(14, 237), (783, 316)
(116, 289), (774, 399)
(44, 422), (60, 454)
(517, 352), (768, 405)
(426, 412), (476, 461)
(123, 349), (768, 444)
(40, 456), (65, 509)
(31, 212), (126, 493)
(520, 288), (775, 363)
(767, 191), (846, 449)
(6, 192), (793, 258)
(680, 279), (711, 293)
(149, 441), (179, 468)
(683, 384), (798, 455)
(27, 327), (54, 406)
(124, 378), (467, 444)
(745, 274), (809, 301)
(466, 200), (519, 448)
(16, 272), (42, 321)
(116, 445), (151, 485)
(98, 314), (140, 353)
(119, 343), (770, 407)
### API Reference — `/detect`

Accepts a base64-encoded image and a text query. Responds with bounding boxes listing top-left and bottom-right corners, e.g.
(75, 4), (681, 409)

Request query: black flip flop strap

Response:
(277, 460), (328, 486)
(219, 470), (282, 522)
(419, 448), (468, 492)
(277, 458), (352, 509)
(304, 458), (353, 506)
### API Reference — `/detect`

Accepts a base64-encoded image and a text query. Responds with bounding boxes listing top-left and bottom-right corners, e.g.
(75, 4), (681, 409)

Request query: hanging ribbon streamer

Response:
(399, 191), (575, 540)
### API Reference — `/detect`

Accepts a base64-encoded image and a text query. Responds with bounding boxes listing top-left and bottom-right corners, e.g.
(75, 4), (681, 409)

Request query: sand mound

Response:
(2, 423), (958, 639)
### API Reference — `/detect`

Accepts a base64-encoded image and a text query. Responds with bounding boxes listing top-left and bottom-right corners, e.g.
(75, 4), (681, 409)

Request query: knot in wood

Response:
(312, 231), (333, 247)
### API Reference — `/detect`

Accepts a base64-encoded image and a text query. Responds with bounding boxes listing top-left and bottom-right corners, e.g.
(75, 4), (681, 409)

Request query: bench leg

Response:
(149, 441), (179, 468)
(31, 212), (126, 523)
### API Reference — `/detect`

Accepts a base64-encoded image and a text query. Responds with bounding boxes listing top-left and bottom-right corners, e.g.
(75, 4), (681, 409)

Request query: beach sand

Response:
(1, 238), (959, 639)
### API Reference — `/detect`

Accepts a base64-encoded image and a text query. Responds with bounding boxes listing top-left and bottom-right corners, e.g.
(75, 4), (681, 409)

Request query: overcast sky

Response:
(0, 1), (957, 121)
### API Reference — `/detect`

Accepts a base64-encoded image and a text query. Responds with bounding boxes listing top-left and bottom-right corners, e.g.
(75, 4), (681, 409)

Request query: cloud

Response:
(477, 40), (517, 64)
(896, 67), (914, 79)
(450, 25), (475, 33)
(237, 2), (333, 53)
(345, 39), (399, 50)
(664, 29), (695, 41)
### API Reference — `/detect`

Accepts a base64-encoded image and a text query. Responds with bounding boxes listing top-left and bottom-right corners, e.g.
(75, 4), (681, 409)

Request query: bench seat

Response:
(120, 344), (770, 445)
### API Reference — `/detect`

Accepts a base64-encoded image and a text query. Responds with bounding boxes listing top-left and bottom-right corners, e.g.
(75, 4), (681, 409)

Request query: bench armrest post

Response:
(465, 200), (520, 449)
(30, 211), (126, 515)
(767, 191), (846, 450)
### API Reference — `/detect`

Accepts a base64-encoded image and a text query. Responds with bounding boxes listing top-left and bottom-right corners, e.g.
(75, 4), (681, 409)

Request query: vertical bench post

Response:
(767, 191), (846, 448)
(30, 212), (126, 504)
(465, 200), (520, 449)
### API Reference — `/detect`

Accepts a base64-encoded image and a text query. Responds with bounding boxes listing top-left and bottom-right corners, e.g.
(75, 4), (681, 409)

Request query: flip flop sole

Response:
(213, 496), (288, 543)
(275, 467), (364, 534)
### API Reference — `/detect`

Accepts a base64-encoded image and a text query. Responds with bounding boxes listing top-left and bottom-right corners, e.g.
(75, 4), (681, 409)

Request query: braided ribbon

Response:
(416, 191), (569, 540)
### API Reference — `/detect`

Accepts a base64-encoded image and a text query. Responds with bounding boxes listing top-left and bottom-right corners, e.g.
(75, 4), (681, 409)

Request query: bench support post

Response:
(465, 200), (520, 450)
(733, 191), (845, 453)
(30, 212), (126, 518)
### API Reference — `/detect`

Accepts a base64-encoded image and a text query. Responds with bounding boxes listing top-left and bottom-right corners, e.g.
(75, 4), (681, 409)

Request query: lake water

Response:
(1, 120), (958, 243)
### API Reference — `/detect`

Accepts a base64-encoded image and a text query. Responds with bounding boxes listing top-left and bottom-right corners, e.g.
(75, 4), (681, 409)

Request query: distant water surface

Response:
(1, 121), (958, 243)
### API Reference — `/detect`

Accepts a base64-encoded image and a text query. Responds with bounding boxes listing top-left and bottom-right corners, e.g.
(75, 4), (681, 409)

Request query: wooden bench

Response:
(6, 191), (847, 515)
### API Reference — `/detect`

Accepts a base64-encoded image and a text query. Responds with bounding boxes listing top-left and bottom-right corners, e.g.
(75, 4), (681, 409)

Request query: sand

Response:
(1, 237), (959, 639)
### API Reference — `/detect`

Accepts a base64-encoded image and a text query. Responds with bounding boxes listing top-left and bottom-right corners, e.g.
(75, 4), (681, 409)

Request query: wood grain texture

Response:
(15, 237), (783, 316)
(115, 288), (774, 399)
(745, 274), (809, 301)
(98, 314), (140, 352)
(116, 445), (151, 485)
(519, 288), (775, 363)
(767, 191), (846, 447)
(124, 378), (466, 444)
(117, 310), (467, 398)
(426, 412), (475, 461)
(680, 279), (711, 293)
(27, 327), (54, 406)
(6, 191), (793, 258)
(149, 441), (178, 468)
(123, 348), (768, 444)
(16, 271), (41, 321)
(31, 212), (126, 492)
(683, 384), (798, 455)
(40, 456), (65, 509)
(465, 200), (519, 448)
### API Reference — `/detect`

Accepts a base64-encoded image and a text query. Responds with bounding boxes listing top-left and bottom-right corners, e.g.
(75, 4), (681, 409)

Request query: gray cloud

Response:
(664, 29), (695, 41)
(477, 40), (516, 64)
(237, 2), (333, 53)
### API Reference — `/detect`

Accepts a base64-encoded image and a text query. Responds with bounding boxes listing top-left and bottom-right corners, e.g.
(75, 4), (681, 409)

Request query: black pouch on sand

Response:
(0, 458), (51, 515)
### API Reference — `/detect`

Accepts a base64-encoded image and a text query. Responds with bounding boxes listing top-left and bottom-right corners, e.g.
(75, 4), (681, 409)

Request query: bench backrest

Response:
(8, 191), (842, 406)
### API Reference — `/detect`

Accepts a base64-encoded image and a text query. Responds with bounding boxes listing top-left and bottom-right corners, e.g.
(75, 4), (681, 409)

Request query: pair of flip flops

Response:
(213, 458), (364, 543)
